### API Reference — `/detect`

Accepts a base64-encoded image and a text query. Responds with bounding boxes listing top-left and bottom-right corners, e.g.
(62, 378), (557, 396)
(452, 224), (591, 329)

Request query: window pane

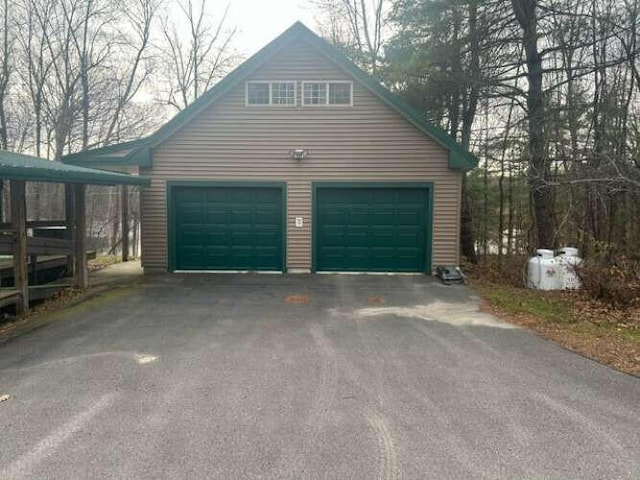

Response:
(272, 82), (295, 105)
(303, 83), (327, 105)
(329, 83), (351, 105)
(247, 83), (269, 104)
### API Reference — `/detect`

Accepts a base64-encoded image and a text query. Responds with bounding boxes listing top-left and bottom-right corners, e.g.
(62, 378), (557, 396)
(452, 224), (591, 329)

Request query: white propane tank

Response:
(556, 247), (582, 290)
(527, 249), (561, 290)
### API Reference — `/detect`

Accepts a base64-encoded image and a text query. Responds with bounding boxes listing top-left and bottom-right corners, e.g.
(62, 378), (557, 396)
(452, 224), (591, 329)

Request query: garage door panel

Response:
(320, 210), (348, 225)
(254, 233), (279, 245)
(178, 189), (205, 202)
(397, 211), (423, 225)
(371, 192), (395, 203)
(203, 251), (228, 265)
(173, 186), (284, 271)
(205, 210), (229, 225)
(369, 252), (395, 270)
(345, 231), (369, 247)
(316, 187), (428, 272)
(371, 211), (394, 224)
(230, 210), (254, 224)
(231, 231), (253, 245)
(255, 210), (281, 224)
(369, 247), (395, 257)
(397, 190), (425, 202)
(396, 231), (422, 247)
(180, 208), (203, 224)
(181, 230), (205, 246)
(370, 232), (394, 246)
(348, 211), (369, 225)
(205, 230), (228, 243)
(319, 227), (345, 244)
(179, 247), (204, 268)
(205, 245), (229, 256)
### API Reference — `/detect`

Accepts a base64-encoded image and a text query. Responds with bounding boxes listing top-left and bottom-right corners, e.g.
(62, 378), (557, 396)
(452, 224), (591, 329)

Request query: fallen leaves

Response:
(475, 282), (640, 376)
(88, 255), (122, 272)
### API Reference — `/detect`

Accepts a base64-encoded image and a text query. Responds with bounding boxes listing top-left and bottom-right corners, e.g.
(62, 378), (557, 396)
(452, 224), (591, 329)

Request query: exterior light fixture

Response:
(289, 149), (309, 161)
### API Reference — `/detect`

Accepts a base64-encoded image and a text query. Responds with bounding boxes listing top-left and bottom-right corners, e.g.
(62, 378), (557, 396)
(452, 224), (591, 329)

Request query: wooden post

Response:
(121, 184), (129, 262)
(10, 180), (28, 314)
(0, 179), (4, 223)
(74, 184), (88, 288)
(30, 254), (38, 285)
(65, 183), (75, 276)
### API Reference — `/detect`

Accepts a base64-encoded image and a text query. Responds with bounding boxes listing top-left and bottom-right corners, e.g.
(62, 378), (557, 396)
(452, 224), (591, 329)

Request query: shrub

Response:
(576, 257), (640, 308)
(467, 254), (529, 288)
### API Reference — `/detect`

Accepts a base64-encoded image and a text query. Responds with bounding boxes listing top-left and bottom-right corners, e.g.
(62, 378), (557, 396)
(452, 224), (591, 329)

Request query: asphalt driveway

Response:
(0, 274), (639, 479)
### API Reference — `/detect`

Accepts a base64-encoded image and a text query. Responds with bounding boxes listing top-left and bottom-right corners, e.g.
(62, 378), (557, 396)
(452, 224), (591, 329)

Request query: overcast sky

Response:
(223, 0), (319, 55)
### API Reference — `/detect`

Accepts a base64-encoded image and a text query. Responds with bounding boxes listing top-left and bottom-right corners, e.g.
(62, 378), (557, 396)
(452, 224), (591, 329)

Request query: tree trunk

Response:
(458, 0), (480, 264)
(512, 0), (555, 249)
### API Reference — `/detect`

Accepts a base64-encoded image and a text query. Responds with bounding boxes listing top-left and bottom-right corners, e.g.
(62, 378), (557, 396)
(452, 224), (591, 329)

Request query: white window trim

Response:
(245, 81), (297, 107)
(301, 81), (353, 107)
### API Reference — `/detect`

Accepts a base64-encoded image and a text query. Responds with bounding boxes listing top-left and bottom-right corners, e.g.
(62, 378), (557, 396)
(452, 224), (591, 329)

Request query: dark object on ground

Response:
(435, 265), (466, 285)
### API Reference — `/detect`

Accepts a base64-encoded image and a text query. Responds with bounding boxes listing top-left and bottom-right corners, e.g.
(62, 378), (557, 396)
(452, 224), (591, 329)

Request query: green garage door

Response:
(172, 186), (284, 271)
(315, 187), (430, 272)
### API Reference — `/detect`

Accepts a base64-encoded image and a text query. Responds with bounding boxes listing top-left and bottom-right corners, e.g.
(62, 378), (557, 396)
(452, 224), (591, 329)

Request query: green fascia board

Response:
(84, 25), (298, 167)
(62, 137), (152, 167)
(145, 22), (476, 170)
(58, 28), (287, 168)
(297, 25), (477, 170)
(64, 155), (135, 166)
(63, 138), (147, 160)
(142, 29), (295, 150)
(60, 22), (476, 171)
(0, 150), (150, 186)
(126, 145), (152, 167)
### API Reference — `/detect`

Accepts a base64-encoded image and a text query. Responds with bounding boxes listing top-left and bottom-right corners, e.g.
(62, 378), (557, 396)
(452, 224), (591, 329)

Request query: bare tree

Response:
(313, 0), (388, 75)
(160, 0), (237, 110)
(18, 0), (56, 157)
(103, 0), (159, 143)
(0, 0), (15, 150)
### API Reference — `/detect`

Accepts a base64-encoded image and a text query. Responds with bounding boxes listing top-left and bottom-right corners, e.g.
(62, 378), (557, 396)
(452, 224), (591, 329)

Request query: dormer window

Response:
(303, 82), (327, 105)
(302, 81), (352, 106)
(246, 81), (296, 106)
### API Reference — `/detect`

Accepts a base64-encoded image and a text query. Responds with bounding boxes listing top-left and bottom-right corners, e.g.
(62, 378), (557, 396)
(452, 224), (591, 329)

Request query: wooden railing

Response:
(0, 220), (67, 231)
(0, 234), (73, 256)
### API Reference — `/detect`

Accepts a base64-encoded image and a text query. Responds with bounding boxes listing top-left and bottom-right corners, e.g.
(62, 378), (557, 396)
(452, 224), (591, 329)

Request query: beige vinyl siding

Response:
(142, 39), (463, 272)
(287, 180), (312, 271)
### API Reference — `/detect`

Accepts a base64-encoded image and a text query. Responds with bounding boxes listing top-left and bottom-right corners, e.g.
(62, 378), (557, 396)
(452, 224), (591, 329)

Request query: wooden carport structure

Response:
(0, 150), (150, 314)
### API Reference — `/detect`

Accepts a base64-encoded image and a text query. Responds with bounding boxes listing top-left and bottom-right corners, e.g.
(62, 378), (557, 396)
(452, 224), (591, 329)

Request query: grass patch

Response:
(471, 279), (640, 376)
(477, 283), (576, 324)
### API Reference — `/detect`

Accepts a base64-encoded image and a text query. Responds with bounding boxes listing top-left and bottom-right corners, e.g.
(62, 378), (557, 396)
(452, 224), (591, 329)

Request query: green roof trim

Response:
(62, 21), (476, 171)
(297, 24), (477, 170)
(63, 137), (151, 167)
(0, 150), (150, 186)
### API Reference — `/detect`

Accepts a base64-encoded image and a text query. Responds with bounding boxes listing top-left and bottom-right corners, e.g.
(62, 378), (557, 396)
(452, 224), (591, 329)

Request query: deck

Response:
(0, 251), (97, 309)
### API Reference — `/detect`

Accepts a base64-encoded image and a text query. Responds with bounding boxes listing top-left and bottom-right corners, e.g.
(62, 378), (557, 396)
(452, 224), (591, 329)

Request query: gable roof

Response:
(0, 150), (150, 185)
(63, 22), (477, 170)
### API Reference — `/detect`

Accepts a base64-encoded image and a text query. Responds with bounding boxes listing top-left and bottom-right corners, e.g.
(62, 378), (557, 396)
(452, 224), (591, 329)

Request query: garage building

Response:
(64, 22), (476, 274)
